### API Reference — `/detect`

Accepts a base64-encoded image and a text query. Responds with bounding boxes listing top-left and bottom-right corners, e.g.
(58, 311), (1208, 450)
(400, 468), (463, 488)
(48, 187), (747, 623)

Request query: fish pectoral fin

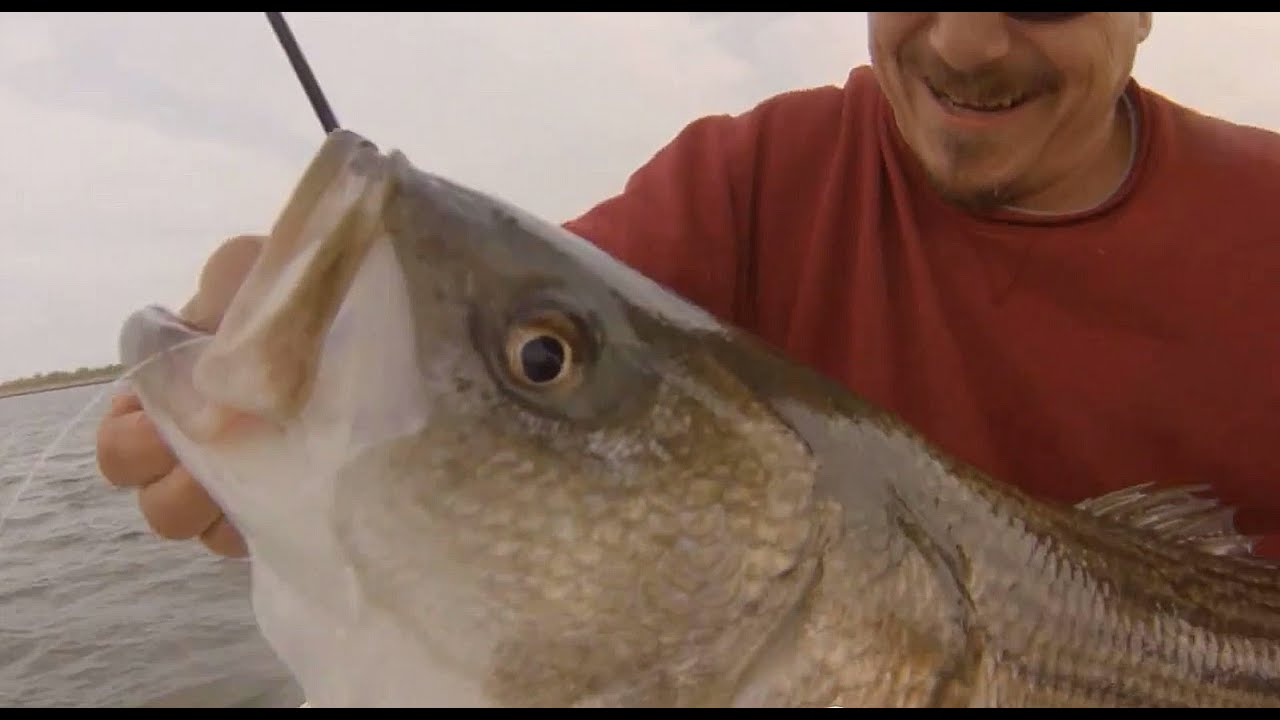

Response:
(1073, 482), (1259, 557)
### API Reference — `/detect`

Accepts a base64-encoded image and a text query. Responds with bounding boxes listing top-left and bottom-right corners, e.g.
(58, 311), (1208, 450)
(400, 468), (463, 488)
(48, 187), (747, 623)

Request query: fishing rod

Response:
(265, 12), (340, 134)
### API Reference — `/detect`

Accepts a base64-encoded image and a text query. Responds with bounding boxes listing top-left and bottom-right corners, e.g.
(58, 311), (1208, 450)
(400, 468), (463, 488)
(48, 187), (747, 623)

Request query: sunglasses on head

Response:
(1004, 12), (1089, 22)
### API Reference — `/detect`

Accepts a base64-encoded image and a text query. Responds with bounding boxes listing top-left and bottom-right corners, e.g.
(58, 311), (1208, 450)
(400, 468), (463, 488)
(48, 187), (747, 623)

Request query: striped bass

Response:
(117, 130), (1280, 707)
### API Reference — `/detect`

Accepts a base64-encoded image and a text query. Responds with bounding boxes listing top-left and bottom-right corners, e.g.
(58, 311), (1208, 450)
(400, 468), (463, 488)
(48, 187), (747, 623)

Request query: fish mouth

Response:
(118, 304), (224, 441)
(120, 304), (208, 370)
(118, 129), (402, 443)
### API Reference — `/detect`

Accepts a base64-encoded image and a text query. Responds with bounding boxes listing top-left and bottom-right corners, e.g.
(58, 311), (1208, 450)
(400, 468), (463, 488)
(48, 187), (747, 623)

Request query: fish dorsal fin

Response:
(1074, 482), (1258, 558)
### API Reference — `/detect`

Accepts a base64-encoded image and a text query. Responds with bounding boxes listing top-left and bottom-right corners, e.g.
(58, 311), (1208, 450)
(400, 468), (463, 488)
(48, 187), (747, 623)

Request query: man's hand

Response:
(94, 234), (264, 558)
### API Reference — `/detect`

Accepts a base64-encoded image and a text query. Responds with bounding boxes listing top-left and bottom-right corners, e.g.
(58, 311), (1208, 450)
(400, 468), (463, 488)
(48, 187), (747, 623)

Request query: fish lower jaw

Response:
(250, 560), (500, 707)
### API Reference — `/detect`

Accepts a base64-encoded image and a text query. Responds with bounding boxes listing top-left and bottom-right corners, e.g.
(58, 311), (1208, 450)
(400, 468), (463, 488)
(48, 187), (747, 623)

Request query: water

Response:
(0, 384), (303, 708)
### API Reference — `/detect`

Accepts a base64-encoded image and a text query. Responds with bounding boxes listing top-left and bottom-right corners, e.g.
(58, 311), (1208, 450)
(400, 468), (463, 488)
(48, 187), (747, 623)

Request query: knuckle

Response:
(200, 516), (248, 558)
(137, 470), (211, 541)
(143, 514), (186, 540)
(97, 411), (177, 488)
(94, 417), (129, 485)
(140, 501), (194, 541)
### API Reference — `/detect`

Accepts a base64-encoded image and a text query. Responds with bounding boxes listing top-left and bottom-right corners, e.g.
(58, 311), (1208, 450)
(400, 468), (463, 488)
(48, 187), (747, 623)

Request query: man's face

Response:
(868, 12), (1152, 210)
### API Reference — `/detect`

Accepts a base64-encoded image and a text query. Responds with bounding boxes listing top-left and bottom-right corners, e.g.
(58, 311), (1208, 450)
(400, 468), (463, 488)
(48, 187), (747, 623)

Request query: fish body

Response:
(118, 130), (1280, 707)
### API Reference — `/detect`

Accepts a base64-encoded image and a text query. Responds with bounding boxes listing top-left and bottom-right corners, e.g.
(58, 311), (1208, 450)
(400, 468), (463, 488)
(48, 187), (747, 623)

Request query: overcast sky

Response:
(1, 12), (1278, 382)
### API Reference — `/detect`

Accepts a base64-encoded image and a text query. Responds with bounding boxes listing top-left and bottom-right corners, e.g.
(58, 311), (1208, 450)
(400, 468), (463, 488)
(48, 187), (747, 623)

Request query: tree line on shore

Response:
(0, 363), (125, 396)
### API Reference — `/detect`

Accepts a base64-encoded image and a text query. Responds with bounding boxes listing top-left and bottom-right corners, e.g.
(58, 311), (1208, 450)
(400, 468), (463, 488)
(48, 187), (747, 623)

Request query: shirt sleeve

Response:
(561, 111), (760, 326)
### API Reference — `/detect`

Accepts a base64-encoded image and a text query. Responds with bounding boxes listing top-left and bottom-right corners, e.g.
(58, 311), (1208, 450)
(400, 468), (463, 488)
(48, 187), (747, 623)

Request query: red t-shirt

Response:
(563, 65), (1280, 557)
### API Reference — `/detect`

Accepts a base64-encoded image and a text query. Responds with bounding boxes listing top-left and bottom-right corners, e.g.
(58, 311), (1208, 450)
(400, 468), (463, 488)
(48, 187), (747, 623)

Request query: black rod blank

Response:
(265, 12), (340, 134)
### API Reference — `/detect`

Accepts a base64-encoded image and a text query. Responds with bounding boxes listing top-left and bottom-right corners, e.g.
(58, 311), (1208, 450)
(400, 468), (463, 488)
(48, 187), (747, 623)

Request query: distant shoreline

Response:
(0, 365), (124, 400)
(0, 377), (120, 400)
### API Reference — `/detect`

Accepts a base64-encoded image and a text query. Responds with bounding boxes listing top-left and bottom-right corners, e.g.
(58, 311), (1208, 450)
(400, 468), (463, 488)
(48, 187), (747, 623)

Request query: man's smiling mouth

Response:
(922, 76), (1036, 113)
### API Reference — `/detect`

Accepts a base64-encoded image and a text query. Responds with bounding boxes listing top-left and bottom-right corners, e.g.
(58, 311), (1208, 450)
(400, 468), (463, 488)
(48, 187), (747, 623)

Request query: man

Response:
(95, 12), (1280, 559)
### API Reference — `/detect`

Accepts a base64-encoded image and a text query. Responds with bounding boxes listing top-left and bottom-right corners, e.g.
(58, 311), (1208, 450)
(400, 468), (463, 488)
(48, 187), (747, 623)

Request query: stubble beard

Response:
(897, 41), (1063, 212)
(919, 132), (1018, 212)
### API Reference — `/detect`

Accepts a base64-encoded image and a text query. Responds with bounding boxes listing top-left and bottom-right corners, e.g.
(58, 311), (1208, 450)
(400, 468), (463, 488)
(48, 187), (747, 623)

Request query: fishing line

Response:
(265, 12), (341, 134)
(0, 335), (212, 547)
(3, 13), (334, 547)
(0, 384), (118, 545)
(5, 13), (336, 547)
(0, 425), (20, 464)
(0, 424), (22, 491)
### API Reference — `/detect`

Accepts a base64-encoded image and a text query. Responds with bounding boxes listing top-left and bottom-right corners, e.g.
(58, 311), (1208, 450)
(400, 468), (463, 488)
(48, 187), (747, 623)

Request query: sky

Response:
(1, 12), (1278, 382)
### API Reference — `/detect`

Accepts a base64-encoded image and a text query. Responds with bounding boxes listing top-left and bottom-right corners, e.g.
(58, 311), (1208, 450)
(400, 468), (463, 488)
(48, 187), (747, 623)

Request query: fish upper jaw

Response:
(188, 130), (396, 426)
(114, 128), (435, 539)
(119, 303), (206, 368)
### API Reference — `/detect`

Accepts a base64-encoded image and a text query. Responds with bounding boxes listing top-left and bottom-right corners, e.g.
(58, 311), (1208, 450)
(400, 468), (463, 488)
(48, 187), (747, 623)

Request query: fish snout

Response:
(118, 303), (243, 444)
(119, 305), (209, 371)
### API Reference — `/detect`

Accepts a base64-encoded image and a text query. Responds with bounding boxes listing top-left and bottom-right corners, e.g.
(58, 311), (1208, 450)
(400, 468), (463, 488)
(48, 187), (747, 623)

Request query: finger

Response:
(181, 234), (265, 332)
(136, 464), (221, 541)
(107, 391), (142, 417)
(96, 408), (177, 488)
(200, 516), (249, 559)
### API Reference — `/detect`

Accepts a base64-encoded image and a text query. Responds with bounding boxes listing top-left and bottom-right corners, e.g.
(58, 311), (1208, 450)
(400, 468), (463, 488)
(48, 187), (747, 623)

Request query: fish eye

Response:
(503, 311), (583, 389)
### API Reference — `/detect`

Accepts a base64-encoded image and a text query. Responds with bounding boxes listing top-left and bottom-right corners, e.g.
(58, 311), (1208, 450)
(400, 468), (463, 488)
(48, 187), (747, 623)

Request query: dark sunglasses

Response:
(1004, 12), (1089, 22)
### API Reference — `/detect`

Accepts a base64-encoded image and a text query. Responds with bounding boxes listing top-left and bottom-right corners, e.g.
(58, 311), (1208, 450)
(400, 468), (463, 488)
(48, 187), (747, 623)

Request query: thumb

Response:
(179, 234), (265, 332)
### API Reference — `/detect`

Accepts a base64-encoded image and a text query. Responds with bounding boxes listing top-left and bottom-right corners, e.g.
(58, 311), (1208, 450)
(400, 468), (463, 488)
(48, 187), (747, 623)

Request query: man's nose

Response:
(926, 12), (1012, 72)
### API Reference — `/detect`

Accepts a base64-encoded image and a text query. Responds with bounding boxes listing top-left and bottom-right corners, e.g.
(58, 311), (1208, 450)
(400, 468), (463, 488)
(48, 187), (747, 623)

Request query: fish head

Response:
(117, 130), (831, 707)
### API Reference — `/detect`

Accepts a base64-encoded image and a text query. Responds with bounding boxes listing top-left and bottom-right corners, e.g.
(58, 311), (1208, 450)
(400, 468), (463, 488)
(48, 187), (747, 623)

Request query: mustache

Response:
(902, 44), (1062, 101)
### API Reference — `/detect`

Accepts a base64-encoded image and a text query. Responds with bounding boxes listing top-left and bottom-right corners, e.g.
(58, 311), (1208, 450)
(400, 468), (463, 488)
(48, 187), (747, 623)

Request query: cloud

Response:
(0, 12), (1276, 381)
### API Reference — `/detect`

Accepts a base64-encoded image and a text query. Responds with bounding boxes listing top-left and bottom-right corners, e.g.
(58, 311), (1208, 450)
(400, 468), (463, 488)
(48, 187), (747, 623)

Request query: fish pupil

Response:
(520, 335), (566, 383)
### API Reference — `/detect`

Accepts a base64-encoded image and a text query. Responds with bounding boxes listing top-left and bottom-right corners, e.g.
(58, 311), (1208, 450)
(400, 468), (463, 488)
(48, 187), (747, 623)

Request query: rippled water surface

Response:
(0, 384), (301, 707)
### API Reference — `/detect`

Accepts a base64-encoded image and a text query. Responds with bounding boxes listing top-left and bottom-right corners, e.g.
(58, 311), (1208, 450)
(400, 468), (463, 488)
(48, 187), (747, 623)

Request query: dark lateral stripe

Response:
(992, 627), (1280, 706)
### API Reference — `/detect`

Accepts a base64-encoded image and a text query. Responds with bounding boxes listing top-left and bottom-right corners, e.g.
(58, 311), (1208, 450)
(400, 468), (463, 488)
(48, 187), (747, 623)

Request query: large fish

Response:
(117, 130), (1280, 707)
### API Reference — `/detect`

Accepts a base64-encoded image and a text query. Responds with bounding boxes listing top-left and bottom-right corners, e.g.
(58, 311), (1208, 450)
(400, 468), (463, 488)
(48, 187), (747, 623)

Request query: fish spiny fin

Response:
(1074, 482), (1260, 558)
